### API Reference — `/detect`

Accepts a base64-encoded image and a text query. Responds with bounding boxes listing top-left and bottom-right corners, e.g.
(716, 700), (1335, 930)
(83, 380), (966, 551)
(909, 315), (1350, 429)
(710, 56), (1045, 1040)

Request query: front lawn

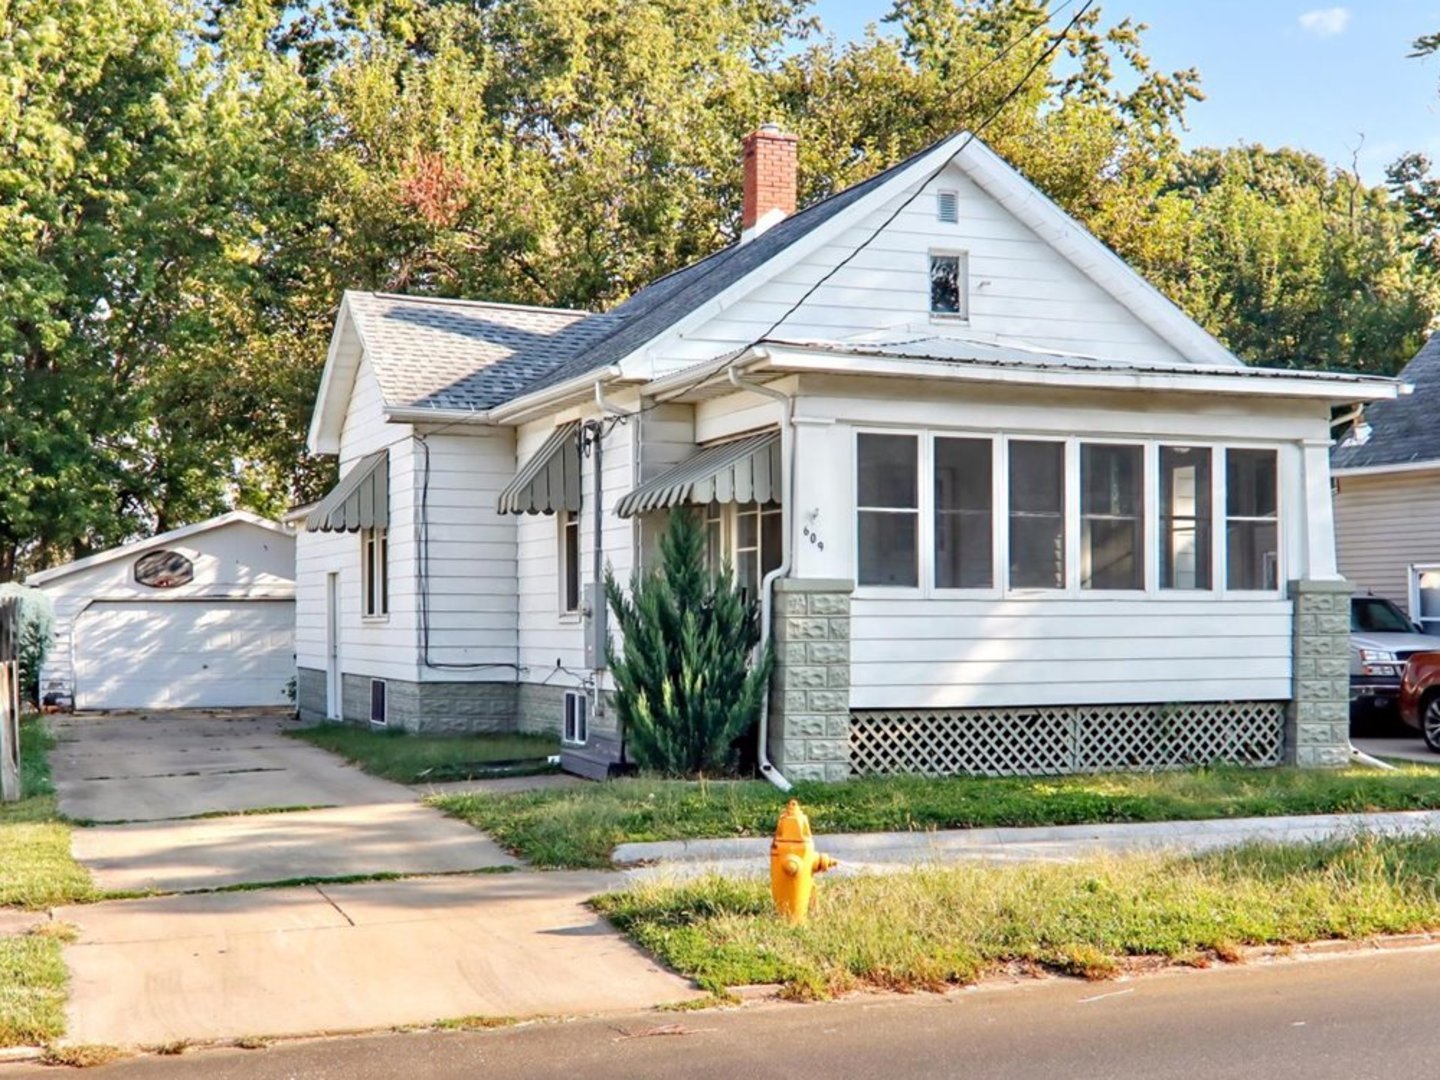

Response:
(594, 835), (1440, 998)
(0, 717), (96, 910)
(431, 764), (1440, 869)
(0, 935), (67, 1046)
(291, 724), (557, 784)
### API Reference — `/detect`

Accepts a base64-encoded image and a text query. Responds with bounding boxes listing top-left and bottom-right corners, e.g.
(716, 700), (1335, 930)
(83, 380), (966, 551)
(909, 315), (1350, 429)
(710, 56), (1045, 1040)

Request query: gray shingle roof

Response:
(345, 137), (945, 413)
(1331, 333), (1440, 470)
(344, 292), (621, 412)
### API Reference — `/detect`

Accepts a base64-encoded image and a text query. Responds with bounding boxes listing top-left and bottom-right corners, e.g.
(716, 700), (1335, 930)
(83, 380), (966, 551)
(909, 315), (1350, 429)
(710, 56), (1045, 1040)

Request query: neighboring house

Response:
(298, 125), (1396, 779)
(27, 512), (296, 710)
(1332, 334), (1440, 632)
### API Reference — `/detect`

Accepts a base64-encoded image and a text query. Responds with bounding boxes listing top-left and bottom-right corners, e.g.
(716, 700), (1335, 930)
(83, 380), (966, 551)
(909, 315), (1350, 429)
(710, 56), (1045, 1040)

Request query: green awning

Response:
(305, 450), (389, 533)
(497, 422), (582, 515)
(616, 430), (780, 517)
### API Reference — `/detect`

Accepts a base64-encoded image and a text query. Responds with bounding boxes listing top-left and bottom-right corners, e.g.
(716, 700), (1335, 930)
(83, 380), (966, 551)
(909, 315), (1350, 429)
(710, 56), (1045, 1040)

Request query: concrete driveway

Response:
(48, 710), (699, 1046)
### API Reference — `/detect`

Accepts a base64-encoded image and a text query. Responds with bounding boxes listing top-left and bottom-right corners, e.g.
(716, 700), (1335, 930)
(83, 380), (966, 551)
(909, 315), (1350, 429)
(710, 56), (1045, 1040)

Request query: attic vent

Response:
(937, 190), (959, 224)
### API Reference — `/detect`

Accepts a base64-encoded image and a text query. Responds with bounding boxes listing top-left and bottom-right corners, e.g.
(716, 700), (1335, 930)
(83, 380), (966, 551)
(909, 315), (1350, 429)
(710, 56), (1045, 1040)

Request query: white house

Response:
(298, 126), (1396, 780)
(27, 511), (296, 711)
(1332, 333), (1440, 630)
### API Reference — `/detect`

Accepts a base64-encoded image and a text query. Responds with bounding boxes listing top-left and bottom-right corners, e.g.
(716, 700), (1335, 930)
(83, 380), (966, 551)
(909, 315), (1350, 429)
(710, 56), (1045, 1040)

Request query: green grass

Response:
(290, 724), (558, 784)
(594, 835), (1440, 998)
(432, 764), (1440, 869)
(0, 717), (97, 910)
(0, 935), (68, 1046)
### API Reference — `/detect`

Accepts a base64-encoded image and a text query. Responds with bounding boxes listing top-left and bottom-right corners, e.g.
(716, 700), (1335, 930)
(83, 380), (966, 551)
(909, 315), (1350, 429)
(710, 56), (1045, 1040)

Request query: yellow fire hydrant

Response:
(770, 799), (837, 924)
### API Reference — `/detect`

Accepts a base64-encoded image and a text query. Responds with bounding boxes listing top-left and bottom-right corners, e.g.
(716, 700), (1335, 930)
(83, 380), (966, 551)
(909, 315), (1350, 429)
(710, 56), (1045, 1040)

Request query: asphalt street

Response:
(10, 943), (1440, 1079)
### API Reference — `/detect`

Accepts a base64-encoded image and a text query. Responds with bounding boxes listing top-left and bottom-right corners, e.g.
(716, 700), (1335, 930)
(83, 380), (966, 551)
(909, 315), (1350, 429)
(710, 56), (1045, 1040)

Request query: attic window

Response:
(929, 252), (967, 318)
(936, 190), (959, 224)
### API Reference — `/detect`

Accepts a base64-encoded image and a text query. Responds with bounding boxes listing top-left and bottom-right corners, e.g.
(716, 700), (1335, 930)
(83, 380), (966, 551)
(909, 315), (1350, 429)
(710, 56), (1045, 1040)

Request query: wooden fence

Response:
(0, 597), (20, 802)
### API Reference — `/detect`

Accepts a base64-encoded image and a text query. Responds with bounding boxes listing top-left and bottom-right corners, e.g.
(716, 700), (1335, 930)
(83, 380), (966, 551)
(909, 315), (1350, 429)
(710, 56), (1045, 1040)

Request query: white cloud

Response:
(1298, 7), (1351, 37)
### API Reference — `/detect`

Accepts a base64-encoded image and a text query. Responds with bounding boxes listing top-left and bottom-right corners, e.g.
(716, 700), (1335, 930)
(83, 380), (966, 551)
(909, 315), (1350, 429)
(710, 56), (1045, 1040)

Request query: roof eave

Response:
(307, 293), (366, 456)
(753, 345), (1402, 402)
(487, 365), (629, 425)
(1331, 459), (1440, 478)
(384, 405), (495, 425)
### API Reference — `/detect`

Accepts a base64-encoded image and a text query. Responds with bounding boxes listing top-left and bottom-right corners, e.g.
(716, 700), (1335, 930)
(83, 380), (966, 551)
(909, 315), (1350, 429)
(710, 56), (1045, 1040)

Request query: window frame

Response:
(563, 689), (589, 745)
(361, 526), (389, 620)
(850, 427), (1284, 602)
(927, 249), (970, 322)
(854, 431), (923, 592)
(1222, 445), (1283, 595)
(558, 510), (581, 617)
(702, 500), (784, 602)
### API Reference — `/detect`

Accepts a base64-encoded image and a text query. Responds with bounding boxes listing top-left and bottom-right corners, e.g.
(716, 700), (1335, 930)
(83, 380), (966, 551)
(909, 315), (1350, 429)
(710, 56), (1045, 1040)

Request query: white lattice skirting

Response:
(850, 702), (1287, 777)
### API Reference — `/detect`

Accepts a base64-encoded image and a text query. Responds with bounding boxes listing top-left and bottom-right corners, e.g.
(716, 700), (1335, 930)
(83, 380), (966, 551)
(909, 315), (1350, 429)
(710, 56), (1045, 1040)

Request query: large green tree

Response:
(6, 0), (1436, 580)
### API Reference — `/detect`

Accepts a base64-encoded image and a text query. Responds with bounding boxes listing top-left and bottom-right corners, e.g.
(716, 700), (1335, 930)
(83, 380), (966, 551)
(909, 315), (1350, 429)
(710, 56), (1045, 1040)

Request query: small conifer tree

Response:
(605, 509), (774, 776)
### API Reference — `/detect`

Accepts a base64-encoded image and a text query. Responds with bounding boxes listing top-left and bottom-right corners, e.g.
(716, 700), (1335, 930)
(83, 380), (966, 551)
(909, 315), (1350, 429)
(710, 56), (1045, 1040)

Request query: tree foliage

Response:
(4, 0), (1437, 578)
(605, 511), (773, 777)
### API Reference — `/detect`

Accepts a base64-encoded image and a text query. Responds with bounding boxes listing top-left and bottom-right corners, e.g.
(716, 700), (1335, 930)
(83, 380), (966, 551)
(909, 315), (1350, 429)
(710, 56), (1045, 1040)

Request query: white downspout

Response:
(728, 367), (794, 792)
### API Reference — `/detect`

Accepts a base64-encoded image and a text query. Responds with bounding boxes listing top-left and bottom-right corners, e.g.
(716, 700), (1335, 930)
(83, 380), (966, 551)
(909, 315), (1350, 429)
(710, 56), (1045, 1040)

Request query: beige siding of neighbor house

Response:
(1334, 468), (1440, 608)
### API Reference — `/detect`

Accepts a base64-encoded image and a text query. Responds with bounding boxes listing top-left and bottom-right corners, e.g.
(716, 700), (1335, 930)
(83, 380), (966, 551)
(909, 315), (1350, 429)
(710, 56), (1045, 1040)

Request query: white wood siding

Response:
(1334, 469), (1440, 606)
(651, 163), (1190, 374)
(850, 597), (1292, 709)
(410, 427), (519, 679)
(295, 357), (418, 682)
(515, 405), (637, 692)
(36, 520), (294, 703)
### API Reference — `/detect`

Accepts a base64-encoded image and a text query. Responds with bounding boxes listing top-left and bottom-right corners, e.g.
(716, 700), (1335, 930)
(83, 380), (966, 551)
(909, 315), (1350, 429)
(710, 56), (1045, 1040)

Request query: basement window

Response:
(563, 690), (589, 745)
(370, 680), (387, 727)
(929, 252), (967, 318)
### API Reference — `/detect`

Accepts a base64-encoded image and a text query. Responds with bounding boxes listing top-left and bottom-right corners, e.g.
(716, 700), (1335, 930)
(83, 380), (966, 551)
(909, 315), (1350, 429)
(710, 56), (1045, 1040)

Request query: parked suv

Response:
(1350, 595), (1440, 724)
(1400, 654), (1440, 751)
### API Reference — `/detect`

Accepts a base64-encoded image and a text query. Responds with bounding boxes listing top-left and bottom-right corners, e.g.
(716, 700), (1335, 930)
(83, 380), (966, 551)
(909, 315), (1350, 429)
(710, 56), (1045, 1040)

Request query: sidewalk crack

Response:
(315, 885), (355, 927)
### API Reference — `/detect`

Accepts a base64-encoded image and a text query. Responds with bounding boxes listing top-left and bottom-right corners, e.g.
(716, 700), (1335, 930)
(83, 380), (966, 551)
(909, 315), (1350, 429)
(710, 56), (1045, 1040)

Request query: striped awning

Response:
(497, 422), (582, 515)
(305, 450), (388, 533)
(616, 431), (781, 518)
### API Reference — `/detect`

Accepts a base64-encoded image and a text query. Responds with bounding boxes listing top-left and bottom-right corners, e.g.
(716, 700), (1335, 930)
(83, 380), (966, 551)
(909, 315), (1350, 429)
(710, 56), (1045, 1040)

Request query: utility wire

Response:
(752, 0), (1094, 346)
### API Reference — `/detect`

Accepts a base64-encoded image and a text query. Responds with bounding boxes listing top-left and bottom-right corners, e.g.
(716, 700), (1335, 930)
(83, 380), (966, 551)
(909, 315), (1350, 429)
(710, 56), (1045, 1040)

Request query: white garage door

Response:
(73, 599), (295, 710)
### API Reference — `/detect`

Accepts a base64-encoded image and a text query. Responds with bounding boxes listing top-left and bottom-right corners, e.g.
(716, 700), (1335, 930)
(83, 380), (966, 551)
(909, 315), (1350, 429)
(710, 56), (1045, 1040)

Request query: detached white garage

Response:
(27, 512), (296, 711)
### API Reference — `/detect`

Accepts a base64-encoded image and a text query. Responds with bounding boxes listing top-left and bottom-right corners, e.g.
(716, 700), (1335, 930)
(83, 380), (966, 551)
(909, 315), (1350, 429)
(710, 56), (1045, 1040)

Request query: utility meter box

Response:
(583, 582), (607, 670)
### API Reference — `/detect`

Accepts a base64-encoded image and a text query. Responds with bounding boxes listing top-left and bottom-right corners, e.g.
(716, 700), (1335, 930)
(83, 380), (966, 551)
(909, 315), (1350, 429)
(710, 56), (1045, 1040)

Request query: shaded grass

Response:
(290, 724), (557, 784)
(432, 764), (1440, 869)
(594, 835), (1440, 998)
(0, 936), (67, 1046)
(0, 717), (97, 910)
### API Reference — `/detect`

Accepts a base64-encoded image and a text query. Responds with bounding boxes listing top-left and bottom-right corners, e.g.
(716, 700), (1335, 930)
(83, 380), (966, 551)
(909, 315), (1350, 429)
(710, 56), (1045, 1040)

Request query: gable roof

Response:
(1331, 333), (1440, 472)
(25, 512), (291, 588)
(309, 130), (1245, 446)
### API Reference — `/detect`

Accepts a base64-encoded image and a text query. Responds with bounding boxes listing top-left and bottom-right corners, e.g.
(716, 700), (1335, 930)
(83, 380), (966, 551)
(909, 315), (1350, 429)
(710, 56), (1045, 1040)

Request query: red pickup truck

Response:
(1399, 653), (1440, 752)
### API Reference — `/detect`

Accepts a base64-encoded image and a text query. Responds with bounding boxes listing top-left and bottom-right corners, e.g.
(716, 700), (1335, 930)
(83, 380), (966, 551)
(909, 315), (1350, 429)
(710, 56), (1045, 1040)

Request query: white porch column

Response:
(1299, 438), (1342, 581)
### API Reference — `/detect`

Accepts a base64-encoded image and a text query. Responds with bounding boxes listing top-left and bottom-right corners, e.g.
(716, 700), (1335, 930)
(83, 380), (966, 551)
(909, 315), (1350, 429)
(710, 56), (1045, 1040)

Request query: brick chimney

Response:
(741, 123), (798, 242)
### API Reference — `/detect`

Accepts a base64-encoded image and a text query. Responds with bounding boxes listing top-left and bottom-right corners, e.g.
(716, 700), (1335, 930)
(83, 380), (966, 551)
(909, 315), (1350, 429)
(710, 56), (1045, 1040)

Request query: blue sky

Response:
(809, 1), (1440, 183)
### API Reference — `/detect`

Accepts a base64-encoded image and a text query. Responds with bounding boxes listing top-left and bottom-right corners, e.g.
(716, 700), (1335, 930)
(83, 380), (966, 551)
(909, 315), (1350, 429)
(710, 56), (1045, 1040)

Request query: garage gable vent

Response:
(370, 680), (387, 726)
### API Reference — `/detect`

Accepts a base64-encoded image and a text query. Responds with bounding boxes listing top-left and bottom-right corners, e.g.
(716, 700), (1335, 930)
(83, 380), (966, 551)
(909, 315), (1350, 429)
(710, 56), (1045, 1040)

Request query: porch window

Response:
(1080, 444), (1143, 590)
(735, 502), (783, 602)
(362, 526), (388, 617)
(1225, 449), (1279, 591)
(1160, 446), (1212, 590)
(1008, 441), (1065, 589)
(702, 501), (781, 602)
(857, 433), (919, 587)
(934, 437), (992, 588)
(559, 511), (580, 613)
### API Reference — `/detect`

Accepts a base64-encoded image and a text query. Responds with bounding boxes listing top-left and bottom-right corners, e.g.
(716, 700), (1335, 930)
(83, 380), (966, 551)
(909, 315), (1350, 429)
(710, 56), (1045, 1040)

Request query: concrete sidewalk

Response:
(59, 872), (700, 1046)
(614, 808), (1440, 880)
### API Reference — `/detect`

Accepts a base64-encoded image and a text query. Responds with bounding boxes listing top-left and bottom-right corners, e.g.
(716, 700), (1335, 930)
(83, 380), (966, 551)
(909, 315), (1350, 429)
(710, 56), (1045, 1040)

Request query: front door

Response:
(325, 572), (340, 719)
